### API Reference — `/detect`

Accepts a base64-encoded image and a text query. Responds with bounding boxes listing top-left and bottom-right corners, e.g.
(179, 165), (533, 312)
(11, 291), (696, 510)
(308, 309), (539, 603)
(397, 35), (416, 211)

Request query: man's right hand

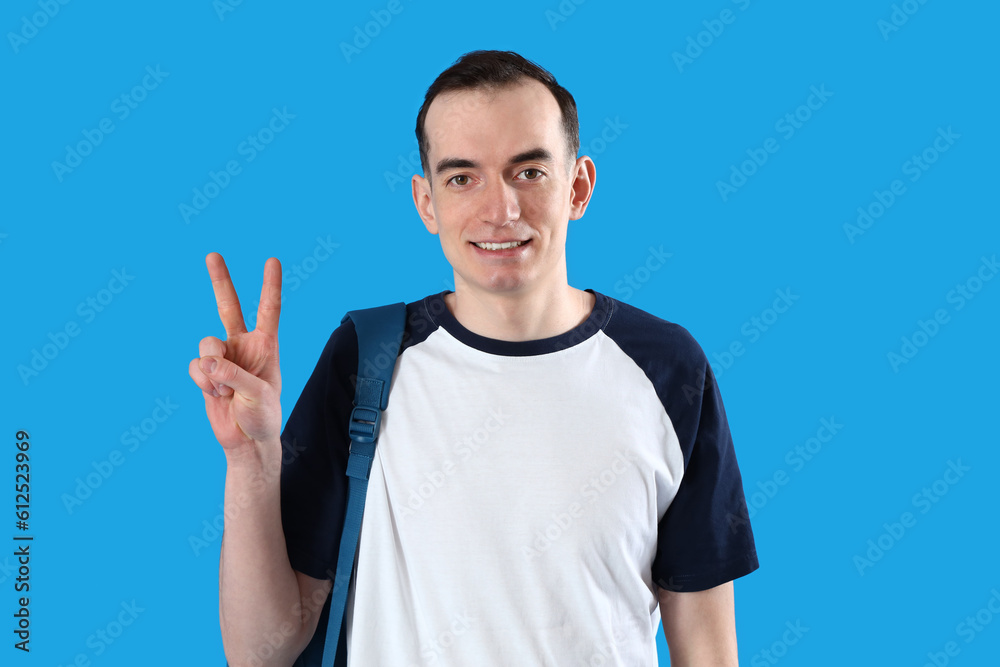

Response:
(188, 252), (283, 456)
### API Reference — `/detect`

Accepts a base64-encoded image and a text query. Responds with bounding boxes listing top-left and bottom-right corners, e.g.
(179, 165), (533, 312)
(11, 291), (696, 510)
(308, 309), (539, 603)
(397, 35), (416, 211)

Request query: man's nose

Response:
(478, 176), (520, 226)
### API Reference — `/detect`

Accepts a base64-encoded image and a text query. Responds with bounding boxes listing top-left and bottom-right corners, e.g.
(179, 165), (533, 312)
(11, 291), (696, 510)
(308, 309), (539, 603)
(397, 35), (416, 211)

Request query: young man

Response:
(191, 51), (758, 666)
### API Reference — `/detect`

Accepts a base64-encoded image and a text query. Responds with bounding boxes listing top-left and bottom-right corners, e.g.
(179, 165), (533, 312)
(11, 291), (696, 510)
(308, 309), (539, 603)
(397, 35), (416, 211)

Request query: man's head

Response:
(410, 51), (596, 301)
(415, 50), (580, 177)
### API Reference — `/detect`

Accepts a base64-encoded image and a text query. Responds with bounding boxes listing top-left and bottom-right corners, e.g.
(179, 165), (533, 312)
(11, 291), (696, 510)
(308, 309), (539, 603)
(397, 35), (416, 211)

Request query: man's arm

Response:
(218, 446), (332, 665)
(658, 580), (738, 667)
(189, 254), (333, 665)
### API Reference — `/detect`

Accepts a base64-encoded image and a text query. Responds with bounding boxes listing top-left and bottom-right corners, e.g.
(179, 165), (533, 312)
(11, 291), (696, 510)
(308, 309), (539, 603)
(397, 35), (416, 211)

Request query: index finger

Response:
(254, 257), (282, 335)
(206, 252), (248, 337)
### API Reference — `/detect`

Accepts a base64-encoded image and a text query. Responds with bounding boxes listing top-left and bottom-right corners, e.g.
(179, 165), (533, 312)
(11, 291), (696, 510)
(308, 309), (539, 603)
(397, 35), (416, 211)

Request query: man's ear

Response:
(412, 173), (438, 234)
(568, 156), (596, 221)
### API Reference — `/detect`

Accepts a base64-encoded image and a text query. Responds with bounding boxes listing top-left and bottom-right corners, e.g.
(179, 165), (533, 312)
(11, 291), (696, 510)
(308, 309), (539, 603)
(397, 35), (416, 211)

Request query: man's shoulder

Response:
(317, 291), (446, 360)
(598, 292), (709, 371)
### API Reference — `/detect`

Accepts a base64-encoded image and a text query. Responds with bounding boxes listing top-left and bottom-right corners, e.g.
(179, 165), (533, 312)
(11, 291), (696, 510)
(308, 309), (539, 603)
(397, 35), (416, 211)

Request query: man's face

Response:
(412, 79), (594, 299)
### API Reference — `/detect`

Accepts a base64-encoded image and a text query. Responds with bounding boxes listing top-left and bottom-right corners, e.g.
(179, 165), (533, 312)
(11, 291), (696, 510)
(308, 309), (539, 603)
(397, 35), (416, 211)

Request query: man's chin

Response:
(453, 276), (533, 298)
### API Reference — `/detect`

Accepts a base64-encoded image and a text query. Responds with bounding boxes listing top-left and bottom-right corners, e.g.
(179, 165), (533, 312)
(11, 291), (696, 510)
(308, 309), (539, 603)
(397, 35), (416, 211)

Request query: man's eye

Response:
(519, 169), (542, 180)
(449, 175), (470, 186)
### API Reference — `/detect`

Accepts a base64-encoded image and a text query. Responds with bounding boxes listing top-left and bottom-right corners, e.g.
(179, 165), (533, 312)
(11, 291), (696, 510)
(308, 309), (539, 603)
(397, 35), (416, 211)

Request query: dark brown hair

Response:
(415, 50), (580, 176)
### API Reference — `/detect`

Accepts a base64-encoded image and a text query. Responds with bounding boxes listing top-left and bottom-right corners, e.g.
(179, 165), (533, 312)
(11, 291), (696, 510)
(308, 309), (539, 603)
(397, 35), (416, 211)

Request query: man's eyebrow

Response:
(434, 157), (478, 174)
(508, 148), (554, 165)
(433, 148), (555, 175)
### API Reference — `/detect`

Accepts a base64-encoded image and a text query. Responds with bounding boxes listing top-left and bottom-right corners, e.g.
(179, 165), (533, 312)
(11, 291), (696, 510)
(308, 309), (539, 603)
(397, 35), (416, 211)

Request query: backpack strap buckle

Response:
(348, 405), (381, 445)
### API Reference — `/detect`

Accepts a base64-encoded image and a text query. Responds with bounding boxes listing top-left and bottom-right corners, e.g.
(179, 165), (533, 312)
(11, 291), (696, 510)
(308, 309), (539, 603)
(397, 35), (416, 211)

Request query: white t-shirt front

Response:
(279, 290), (758, 665)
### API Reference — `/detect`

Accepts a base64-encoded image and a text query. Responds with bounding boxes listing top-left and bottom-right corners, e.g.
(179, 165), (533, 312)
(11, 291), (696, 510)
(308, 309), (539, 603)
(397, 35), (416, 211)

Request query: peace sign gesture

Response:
(188, 252), (284, 456)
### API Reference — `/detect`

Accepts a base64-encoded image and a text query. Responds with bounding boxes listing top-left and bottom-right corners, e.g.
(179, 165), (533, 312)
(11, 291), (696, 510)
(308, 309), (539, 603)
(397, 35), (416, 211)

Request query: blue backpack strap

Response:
(321, 301), (407, 667)
(223, 302), (406, 667)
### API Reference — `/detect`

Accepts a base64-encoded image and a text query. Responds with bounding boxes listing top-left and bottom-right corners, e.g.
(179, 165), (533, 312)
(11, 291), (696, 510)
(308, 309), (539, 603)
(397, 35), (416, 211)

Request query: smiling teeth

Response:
(474, 241), (526, 250)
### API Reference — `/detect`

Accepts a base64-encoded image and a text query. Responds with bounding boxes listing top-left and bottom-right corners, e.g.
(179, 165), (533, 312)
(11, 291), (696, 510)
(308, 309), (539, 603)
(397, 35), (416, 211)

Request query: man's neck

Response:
(444, 284), (596, 342)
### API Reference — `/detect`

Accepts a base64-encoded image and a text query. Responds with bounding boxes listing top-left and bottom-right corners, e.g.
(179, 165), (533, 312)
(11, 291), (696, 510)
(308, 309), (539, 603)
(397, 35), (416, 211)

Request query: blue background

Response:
(3, 0), (998, 665)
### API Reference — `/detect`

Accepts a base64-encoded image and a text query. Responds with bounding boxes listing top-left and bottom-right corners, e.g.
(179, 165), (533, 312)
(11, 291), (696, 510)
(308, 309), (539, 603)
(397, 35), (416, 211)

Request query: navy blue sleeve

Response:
(279, 318), (359, 581)
(602, 298), (758, 592)
(651, 340), (759, 593)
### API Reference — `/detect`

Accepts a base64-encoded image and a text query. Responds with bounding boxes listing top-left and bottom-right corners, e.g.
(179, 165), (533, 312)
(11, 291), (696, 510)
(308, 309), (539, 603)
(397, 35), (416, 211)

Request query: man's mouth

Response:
(471, 240), (529, 250)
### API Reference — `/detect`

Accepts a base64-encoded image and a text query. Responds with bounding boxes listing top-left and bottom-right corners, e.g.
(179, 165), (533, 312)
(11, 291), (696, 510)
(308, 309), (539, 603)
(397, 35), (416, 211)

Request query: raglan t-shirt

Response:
(279, 289), (758, 666)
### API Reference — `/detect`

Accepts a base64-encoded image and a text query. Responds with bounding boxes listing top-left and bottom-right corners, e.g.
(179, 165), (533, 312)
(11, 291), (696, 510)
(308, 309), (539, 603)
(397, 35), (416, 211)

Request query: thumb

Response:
(199, 356), (265, 398)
